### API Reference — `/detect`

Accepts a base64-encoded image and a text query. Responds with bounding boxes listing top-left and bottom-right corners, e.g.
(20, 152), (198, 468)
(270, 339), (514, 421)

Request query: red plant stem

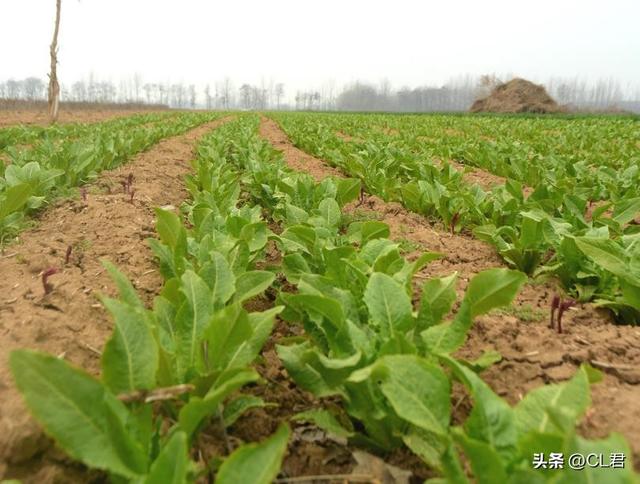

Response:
(451, 212), (460, 234)
(557, 300), (576, 334)
(42, 267), (58, 295)
(557, 309), (563, 333)
(65, 245), (72, 265)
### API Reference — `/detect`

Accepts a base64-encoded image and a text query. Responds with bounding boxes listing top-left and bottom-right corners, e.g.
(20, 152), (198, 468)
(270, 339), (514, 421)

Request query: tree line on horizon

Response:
(1, 74), (638, 112)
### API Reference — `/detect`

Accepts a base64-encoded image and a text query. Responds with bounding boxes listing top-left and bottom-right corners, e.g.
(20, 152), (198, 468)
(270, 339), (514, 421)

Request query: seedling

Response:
(121, 173), (135, 194)
(557, 299), (576, 333)
(450, 211), (460, 234)
(549, 294), (576, 333)
(357, 186), (366, 206)
(42, 267), (58, 295)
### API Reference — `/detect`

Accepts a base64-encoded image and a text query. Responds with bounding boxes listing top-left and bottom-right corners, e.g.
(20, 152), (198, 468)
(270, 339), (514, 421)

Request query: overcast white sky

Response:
(2, 0), (639, 96)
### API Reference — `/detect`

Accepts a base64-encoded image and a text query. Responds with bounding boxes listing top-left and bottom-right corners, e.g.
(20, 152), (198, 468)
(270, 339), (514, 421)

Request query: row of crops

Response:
(291, 113), (640, 195)
(271, 112), (640, 325)
(0, 111), (222, 245)
(0, 112), (180, 153)
(10, 115), (636, 482)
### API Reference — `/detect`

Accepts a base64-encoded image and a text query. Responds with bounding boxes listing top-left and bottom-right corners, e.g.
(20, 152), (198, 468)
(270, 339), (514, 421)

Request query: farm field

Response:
(0, 108), (171, 128)
(0, 110), (639, 483)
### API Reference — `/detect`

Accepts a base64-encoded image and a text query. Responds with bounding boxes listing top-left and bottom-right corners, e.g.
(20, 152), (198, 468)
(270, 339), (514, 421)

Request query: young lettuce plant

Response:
(279, 257), (636, 481)
(149, 206), (271, 282)
(10, 260), (284, 482)
(277, 198), (349, 281)
(573, 235), (640, 324)
(277, 233), (526, 460)
(435, 357), (637, 483)
(0, 183), (32, 246)
(474, 210), (560, 275)
(3, 161), (64, 210)
(275, 174), (360, 222)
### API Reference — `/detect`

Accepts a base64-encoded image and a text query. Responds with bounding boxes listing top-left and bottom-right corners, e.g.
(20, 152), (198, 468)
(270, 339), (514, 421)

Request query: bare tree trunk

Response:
(48, 0), (62, 124)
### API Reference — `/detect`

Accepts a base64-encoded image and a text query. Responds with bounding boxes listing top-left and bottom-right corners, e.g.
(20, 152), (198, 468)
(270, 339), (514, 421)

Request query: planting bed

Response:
(0, 111), (638, 483)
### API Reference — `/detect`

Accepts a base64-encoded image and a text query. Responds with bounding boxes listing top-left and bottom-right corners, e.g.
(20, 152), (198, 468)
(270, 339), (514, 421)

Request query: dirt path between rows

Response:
(260, 116), (640, 468)
(444, 158), (520, 193)
(0, 117), (230, 482)
(259, 116), (508, 282)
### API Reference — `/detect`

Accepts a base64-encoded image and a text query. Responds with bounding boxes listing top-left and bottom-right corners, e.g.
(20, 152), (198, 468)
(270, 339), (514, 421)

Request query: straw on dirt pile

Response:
(470, 78), (562, 114)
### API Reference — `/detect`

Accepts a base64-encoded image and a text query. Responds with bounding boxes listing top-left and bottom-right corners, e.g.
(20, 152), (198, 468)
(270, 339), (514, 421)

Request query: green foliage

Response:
(0, 183), (31, 244)
(573, 235), (640, 323)
(215, 423), (290, 484)
(442, 358), (636, 483)
(273, 112), (640, 324)
(276, 227), (527, 453)
(0, 112), (222, 243)
(10, 350), (148, 479)
(9, 116), (292, 482)
(266, 113), (637, 480)
(9, 113), (638, 483)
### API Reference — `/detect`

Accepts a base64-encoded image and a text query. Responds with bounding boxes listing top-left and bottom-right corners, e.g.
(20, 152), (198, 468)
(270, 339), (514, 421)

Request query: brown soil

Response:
(450, 160), (534, 197)
(460, 304), (640, 449)
(0, 109), (168, 128)
(259, 117), (344, 181)
(1, 115), (396, 484)
(377, 127), (399, 136)
(438, 158), (512, 192)
(0, 117), (230, 482)
(471, 78), (562, 114)
(5, 113), (633, 482)
(444, 128), (464, 137)
(343, 196), (502, 278)
(229, 319), (362, 481)
(336, 131), (362, 143)
(259, 116), (640, 470)
(461, 167), (508, 191)
(585, 200), (614, 221)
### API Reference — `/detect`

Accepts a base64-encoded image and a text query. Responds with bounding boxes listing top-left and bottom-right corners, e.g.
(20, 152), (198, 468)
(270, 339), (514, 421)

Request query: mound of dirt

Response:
(471, 78), (562, 114)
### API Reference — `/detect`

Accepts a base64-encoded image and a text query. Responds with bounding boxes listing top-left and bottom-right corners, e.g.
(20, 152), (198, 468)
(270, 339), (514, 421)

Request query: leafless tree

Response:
(48, 0), (62, 123)
(238, 84), (250, 109)
(6, 80), (21, 99)
(170, 83), (187, 108)
(1, 69), (636, 113)
(155, 84), (164, 105)
(133, 73), (143, 102)
(143, 83), (153, 104)
(218, 78), (233, 109)
(188, 84), (197, 108)
(275, 83), (285, 109)
(71, 80), (87, 102)
(204, 84), (213, 109)
(23, 77), (45, 101)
